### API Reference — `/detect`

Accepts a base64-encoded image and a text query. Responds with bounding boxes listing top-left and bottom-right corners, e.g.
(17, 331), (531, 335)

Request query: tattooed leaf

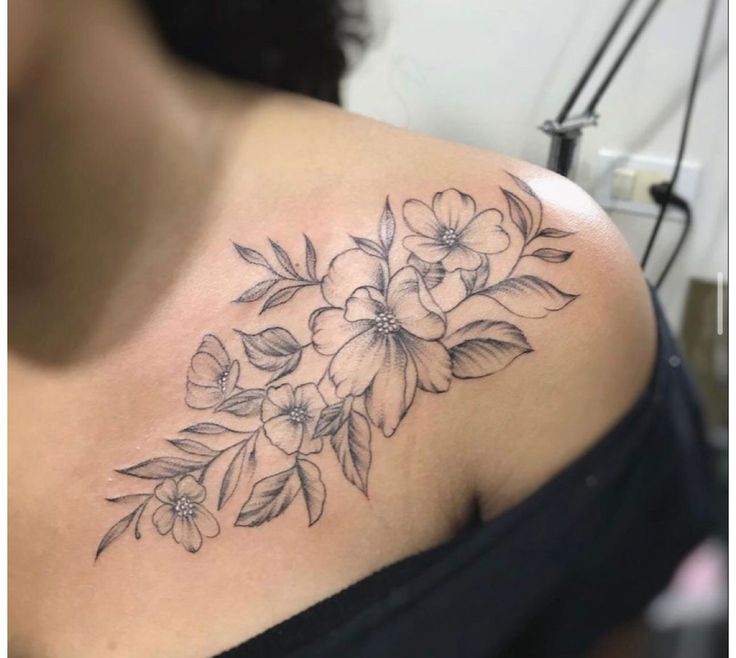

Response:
(218, 438), (256, 510)
(536, 227), (574, 239)
(235, 466), (301, 526)
(314, 399), (350, 438)
(296, 458), (326, 525)
(304, 235), (318, 281)
(530, 248), (572, 263)
(445, 320), (532, 379)
(216, 388), (266, 417)
(330, 410), (371, 494)
(95, 511), (136, 559)
(235, 279), (279, 303)
(269, 239), (300, 278)
(105, 493), (151, 504)
(352, 236), (385, 259)
(168, 439), (221, 458)
(379, 197), (396, 251)
(260, 285), (307, 313)
(408, 254), (445, 289)
(234, 243), (272, 270)
(238, 327), (302, 382)
(116, 456), (209, 479)
(479, 276), (578, 319)
(181, 422), (239, 434)
(460, 256), (490, 294)
(507, 171), (539, 200)
(502, 189), (534, 240)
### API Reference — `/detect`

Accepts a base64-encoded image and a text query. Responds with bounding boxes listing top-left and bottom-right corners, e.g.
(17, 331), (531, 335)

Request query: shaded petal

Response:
(402, 235), (451, 264)
(185, 382), (223, 409)
(311, 307), (373, 356)
(387, 267), (446, 340)
(192, 504), (220, 538)
(196, 335), (230, 368)
(154, 478), (178, 504)
(293, 383), (326, 416)
(442, 245), (482, 272)
(261, 384), (294, 422)
(459, 209), (510, 254)
(152, 504), (176, 535)
(322, 249), (388, 307)
(345, 287), (385, 321)
(330, 329), (387, 397)
(432, 189), (476, 231)
(223, 360), (240, 397)
(299, 434), (323, 455)
(173, 516), (202, 553)
(366, 338), (417, 437)
(402, 199), (443, 237)
(401, 334), (452, 393)
(188, 353), (224, 386)
(264, 415), (303, 454)
(177, 475), (206, 503)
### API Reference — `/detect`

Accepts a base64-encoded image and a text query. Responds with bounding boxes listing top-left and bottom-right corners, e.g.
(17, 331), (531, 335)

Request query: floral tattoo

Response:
(96, 174), (578, 559)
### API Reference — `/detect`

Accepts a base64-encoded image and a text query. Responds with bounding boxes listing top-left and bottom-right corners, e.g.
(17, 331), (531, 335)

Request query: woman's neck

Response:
(9, 0), (256, 362)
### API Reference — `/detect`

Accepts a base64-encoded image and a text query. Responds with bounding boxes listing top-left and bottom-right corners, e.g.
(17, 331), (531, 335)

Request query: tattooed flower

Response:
(402, 188), (510, 271)
(152, 476), (220, 553)
(261, 383), (326, 454)
(312, 266), (452, 437)
(186, 335), (240, 409)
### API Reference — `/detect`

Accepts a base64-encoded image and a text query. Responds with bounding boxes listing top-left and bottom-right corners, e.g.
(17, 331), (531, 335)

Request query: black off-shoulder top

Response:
(214, 289), (715, 658)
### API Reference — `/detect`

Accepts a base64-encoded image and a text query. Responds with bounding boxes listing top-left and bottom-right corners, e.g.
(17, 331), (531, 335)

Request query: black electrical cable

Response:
(639, 0), (719, 270)
(555, 0), (639, 123)
(584, 0), (663, 115)
(648, 183), (692, 288)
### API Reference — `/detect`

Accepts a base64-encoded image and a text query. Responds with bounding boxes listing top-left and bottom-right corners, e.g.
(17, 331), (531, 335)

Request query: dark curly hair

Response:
(142, 0), (367, 104)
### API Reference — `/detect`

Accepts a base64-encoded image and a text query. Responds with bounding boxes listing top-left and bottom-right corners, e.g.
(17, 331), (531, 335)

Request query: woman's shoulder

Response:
(240, 95), (658, 513)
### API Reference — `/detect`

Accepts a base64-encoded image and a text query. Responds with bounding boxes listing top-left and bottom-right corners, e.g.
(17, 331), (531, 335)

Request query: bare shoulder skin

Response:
(9, 3), (656, 657)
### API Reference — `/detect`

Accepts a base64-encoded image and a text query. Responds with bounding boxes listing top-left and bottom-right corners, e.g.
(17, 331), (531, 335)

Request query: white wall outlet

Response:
(592, 150), (702, 220)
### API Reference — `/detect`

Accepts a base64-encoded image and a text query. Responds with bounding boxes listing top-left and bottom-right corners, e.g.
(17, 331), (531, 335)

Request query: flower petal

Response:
(432, 189), (476, 231)
(459, 209), (510, 254)
(442, 245), (482, 272)
(322, 249), (388, 307)
(311, 307), (373, 356)
(402, 199), (443, 237)
(154, 478), (178, 504)
(402, 235), (451, 264)
(387, 267), (446, 340)
(261, 384), (294, 423)
(192, 504), (220, 538)
(196, 335), (230, 368)
(345, 287), (385, 321)
(330, 329), (387, 397)
(299, 433), (323, 455)
(152, 504), (176, 535)
(366, 338), (417, 437)
(264, 415), (303, 454)
(293, 383), (326, 416)
(188, 353), (224, 386)
(173, 516), (202, 553)
(223, 360), (240, 397)
(177, 475), (206, 503)
(185, 382), (223, 409)
(401, 334), (452, 393)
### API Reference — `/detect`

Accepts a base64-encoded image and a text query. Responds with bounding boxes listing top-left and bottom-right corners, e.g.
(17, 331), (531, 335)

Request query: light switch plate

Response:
(593, 150), (702, 219)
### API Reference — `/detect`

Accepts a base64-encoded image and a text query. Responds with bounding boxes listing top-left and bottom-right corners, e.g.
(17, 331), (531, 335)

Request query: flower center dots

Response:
(374, 310), (399, 335)
(174, 496), (195, 519)
(218, 368), (230, 392)
(440, 227), (459, 247)
(288, 406), (308, 424)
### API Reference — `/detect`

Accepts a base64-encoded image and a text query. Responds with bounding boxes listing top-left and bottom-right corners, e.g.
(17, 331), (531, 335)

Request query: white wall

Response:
(343, 0), (727, 330)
